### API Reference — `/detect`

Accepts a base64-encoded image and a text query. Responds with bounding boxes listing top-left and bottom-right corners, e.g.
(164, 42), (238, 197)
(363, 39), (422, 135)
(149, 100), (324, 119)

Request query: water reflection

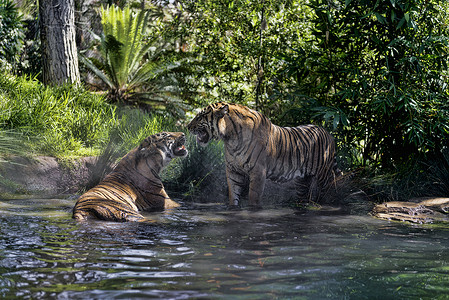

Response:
(0, 196), (449, 299)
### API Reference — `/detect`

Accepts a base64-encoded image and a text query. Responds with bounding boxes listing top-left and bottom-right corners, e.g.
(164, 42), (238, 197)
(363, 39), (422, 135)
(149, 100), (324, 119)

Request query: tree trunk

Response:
(39, 0), (80, 85)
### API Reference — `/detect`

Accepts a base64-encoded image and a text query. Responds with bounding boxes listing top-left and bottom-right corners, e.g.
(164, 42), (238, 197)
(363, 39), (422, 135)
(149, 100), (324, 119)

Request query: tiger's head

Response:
(138, 131), (188, 166)
(187, 102), (229, 146)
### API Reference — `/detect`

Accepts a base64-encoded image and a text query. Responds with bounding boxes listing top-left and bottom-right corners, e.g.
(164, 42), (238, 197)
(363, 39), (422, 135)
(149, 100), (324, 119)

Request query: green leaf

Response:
(396, 16), (406, 29)
(404, 12), (410, 23)
(375, 13), (386, 24)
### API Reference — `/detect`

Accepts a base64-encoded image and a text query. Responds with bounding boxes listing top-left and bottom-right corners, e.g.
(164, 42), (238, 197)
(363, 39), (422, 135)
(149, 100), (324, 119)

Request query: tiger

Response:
(72, 132), (188, 222)
(187, 102), (339, 208)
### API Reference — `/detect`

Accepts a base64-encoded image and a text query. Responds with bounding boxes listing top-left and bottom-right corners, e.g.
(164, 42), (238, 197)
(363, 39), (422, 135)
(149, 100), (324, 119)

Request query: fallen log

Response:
(373, 197), (449, 224)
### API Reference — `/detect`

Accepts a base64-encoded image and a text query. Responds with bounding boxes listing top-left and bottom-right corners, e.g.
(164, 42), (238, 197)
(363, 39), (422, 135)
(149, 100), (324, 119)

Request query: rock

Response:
(373, 197), (449, 223)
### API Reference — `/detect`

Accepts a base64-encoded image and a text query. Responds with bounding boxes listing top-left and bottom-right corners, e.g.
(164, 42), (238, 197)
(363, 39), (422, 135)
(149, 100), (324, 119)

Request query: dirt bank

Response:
(0, 155), (299, 208)
(0, 156), (298, 205)
(0, 156), (96, 195)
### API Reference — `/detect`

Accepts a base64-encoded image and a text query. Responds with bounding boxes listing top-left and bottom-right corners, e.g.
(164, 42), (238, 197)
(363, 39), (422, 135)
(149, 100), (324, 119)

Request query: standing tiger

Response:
(187, 102), (339, 208)
(72, 132), (188, 222)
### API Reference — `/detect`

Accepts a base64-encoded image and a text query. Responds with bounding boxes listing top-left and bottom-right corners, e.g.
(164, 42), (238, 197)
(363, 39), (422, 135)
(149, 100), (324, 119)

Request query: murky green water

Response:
(0, 196), (449, 299)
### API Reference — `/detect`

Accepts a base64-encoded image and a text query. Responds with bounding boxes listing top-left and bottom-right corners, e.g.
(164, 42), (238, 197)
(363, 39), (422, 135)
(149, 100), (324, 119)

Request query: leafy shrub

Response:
(162, 133), (225, 201)
(275, 0), (449, 170)
(0, 0), (24, 70)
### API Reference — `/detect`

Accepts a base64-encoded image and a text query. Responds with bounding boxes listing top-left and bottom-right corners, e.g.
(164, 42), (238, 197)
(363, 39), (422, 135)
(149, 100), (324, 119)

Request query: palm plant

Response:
(80, 5), (188, 116)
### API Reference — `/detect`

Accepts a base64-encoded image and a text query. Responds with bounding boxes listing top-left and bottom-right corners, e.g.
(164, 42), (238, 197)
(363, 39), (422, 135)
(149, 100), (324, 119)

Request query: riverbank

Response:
(0, 155), (300, 208)
(0, 156), (96, 195)
(2, 155), (449, 224)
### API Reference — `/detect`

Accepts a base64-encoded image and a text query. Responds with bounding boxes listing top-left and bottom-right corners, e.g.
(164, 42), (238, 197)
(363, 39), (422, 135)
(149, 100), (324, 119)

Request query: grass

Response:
(0, 72), (228, 199)
(0, 72), (176, 158)
(0, 130), (27, 160)
(0, 73), (115, 157)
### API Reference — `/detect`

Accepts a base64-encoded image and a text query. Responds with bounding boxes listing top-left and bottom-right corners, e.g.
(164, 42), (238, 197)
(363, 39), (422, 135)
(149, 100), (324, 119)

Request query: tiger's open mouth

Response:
(172, 137), (188, 157)
(195, 129), (210, 145)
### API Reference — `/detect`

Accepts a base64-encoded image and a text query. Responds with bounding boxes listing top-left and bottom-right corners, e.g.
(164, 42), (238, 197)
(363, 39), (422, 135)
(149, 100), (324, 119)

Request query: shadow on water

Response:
(0, 196), (449, 299)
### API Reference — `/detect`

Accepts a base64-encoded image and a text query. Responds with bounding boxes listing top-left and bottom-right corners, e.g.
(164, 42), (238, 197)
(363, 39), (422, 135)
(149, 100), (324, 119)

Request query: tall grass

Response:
(0, 73), (116, 156)
(0, 130), (27, 160)
(0, 72), (181, 159)
(108, 107), (174, 155)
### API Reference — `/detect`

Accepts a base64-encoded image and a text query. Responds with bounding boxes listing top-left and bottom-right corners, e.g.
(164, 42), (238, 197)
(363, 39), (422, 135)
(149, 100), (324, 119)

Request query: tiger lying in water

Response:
(72, 132), (188, 222)
(187, 102), (339, 208)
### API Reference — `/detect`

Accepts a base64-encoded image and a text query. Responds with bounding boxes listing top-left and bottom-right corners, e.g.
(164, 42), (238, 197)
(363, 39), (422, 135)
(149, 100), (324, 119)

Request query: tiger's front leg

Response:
(248, 169), (266, 209)
(226, 166), (247, 208)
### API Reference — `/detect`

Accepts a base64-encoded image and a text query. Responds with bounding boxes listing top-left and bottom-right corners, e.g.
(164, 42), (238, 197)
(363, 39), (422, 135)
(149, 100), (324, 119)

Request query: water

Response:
(1, 196), (449, 299)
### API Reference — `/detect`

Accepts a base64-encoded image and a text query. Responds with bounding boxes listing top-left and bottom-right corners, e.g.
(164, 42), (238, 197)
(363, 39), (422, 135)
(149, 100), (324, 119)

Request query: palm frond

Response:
(129, 59), (185, 89)
(82, 4), (192, 114)
(129, 92), (189, 117)
(103, 34), (124, 88)
(79, 54), (114, 89)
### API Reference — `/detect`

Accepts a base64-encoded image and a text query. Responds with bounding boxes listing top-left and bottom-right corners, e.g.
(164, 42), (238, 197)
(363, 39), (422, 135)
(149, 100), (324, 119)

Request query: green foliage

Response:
(180, 0), (314, 109)
(81, 5), (190, 117)
(178, 0), (448, 168)
(0, 72), (182, 159)
(277, 0), (449, 169)
(162, 133), (225, 200)
(0, 73), (116, 156)
(0, 0), (25, 70)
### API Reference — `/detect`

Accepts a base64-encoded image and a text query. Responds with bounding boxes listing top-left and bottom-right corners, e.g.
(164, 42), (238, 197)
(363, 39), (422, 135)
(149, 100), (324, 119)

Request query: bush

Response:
(278, 0), (449, 170)
(0, 0), (24, 70)
(162, 133), (225, 201)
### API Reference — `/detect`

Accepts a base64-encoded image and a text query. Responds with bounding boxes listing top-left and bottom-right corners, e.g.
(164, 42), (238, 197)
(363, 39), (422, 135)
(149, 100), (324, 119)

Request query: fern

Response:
(81, 5), (189, 117)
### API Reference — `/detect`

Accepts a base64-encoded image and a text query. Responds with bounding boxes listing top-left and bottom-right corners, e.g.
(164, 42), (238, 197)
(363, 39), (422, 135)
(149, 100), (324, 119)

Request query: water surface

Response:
(0, 196), (448, 299)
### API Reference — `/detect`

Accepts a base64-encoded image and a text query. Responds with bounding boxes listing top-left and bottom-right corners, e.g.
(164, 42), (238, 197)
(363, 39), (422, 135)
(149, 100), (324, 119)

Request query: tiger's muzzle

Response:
(172, 134), (188, 157)
(193, 128), (210, 145)
(187, 119), (211, 145)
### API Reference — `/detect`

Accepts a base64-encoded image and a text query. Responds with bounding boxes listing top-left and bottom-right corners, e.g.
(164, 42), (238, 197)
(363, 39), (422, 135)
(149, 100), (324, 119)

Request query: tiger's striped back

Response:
(72, 177), (144, 222)
(267, 124), (336, 184)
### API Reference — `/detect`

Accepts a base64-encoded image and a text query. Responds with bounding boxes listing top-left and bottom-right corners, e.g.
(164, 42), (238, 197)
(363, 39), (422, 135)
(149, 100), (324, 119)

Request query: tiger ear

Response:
(215, 103), (229, 118)
(138, 138), (151, 150)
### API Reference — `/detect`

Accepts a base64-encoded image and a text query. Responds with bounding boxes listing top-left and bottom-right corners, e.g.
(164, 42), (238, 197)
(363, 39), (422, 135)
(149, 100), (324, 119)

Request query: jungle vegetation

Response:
(0, 0), (448, 202)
